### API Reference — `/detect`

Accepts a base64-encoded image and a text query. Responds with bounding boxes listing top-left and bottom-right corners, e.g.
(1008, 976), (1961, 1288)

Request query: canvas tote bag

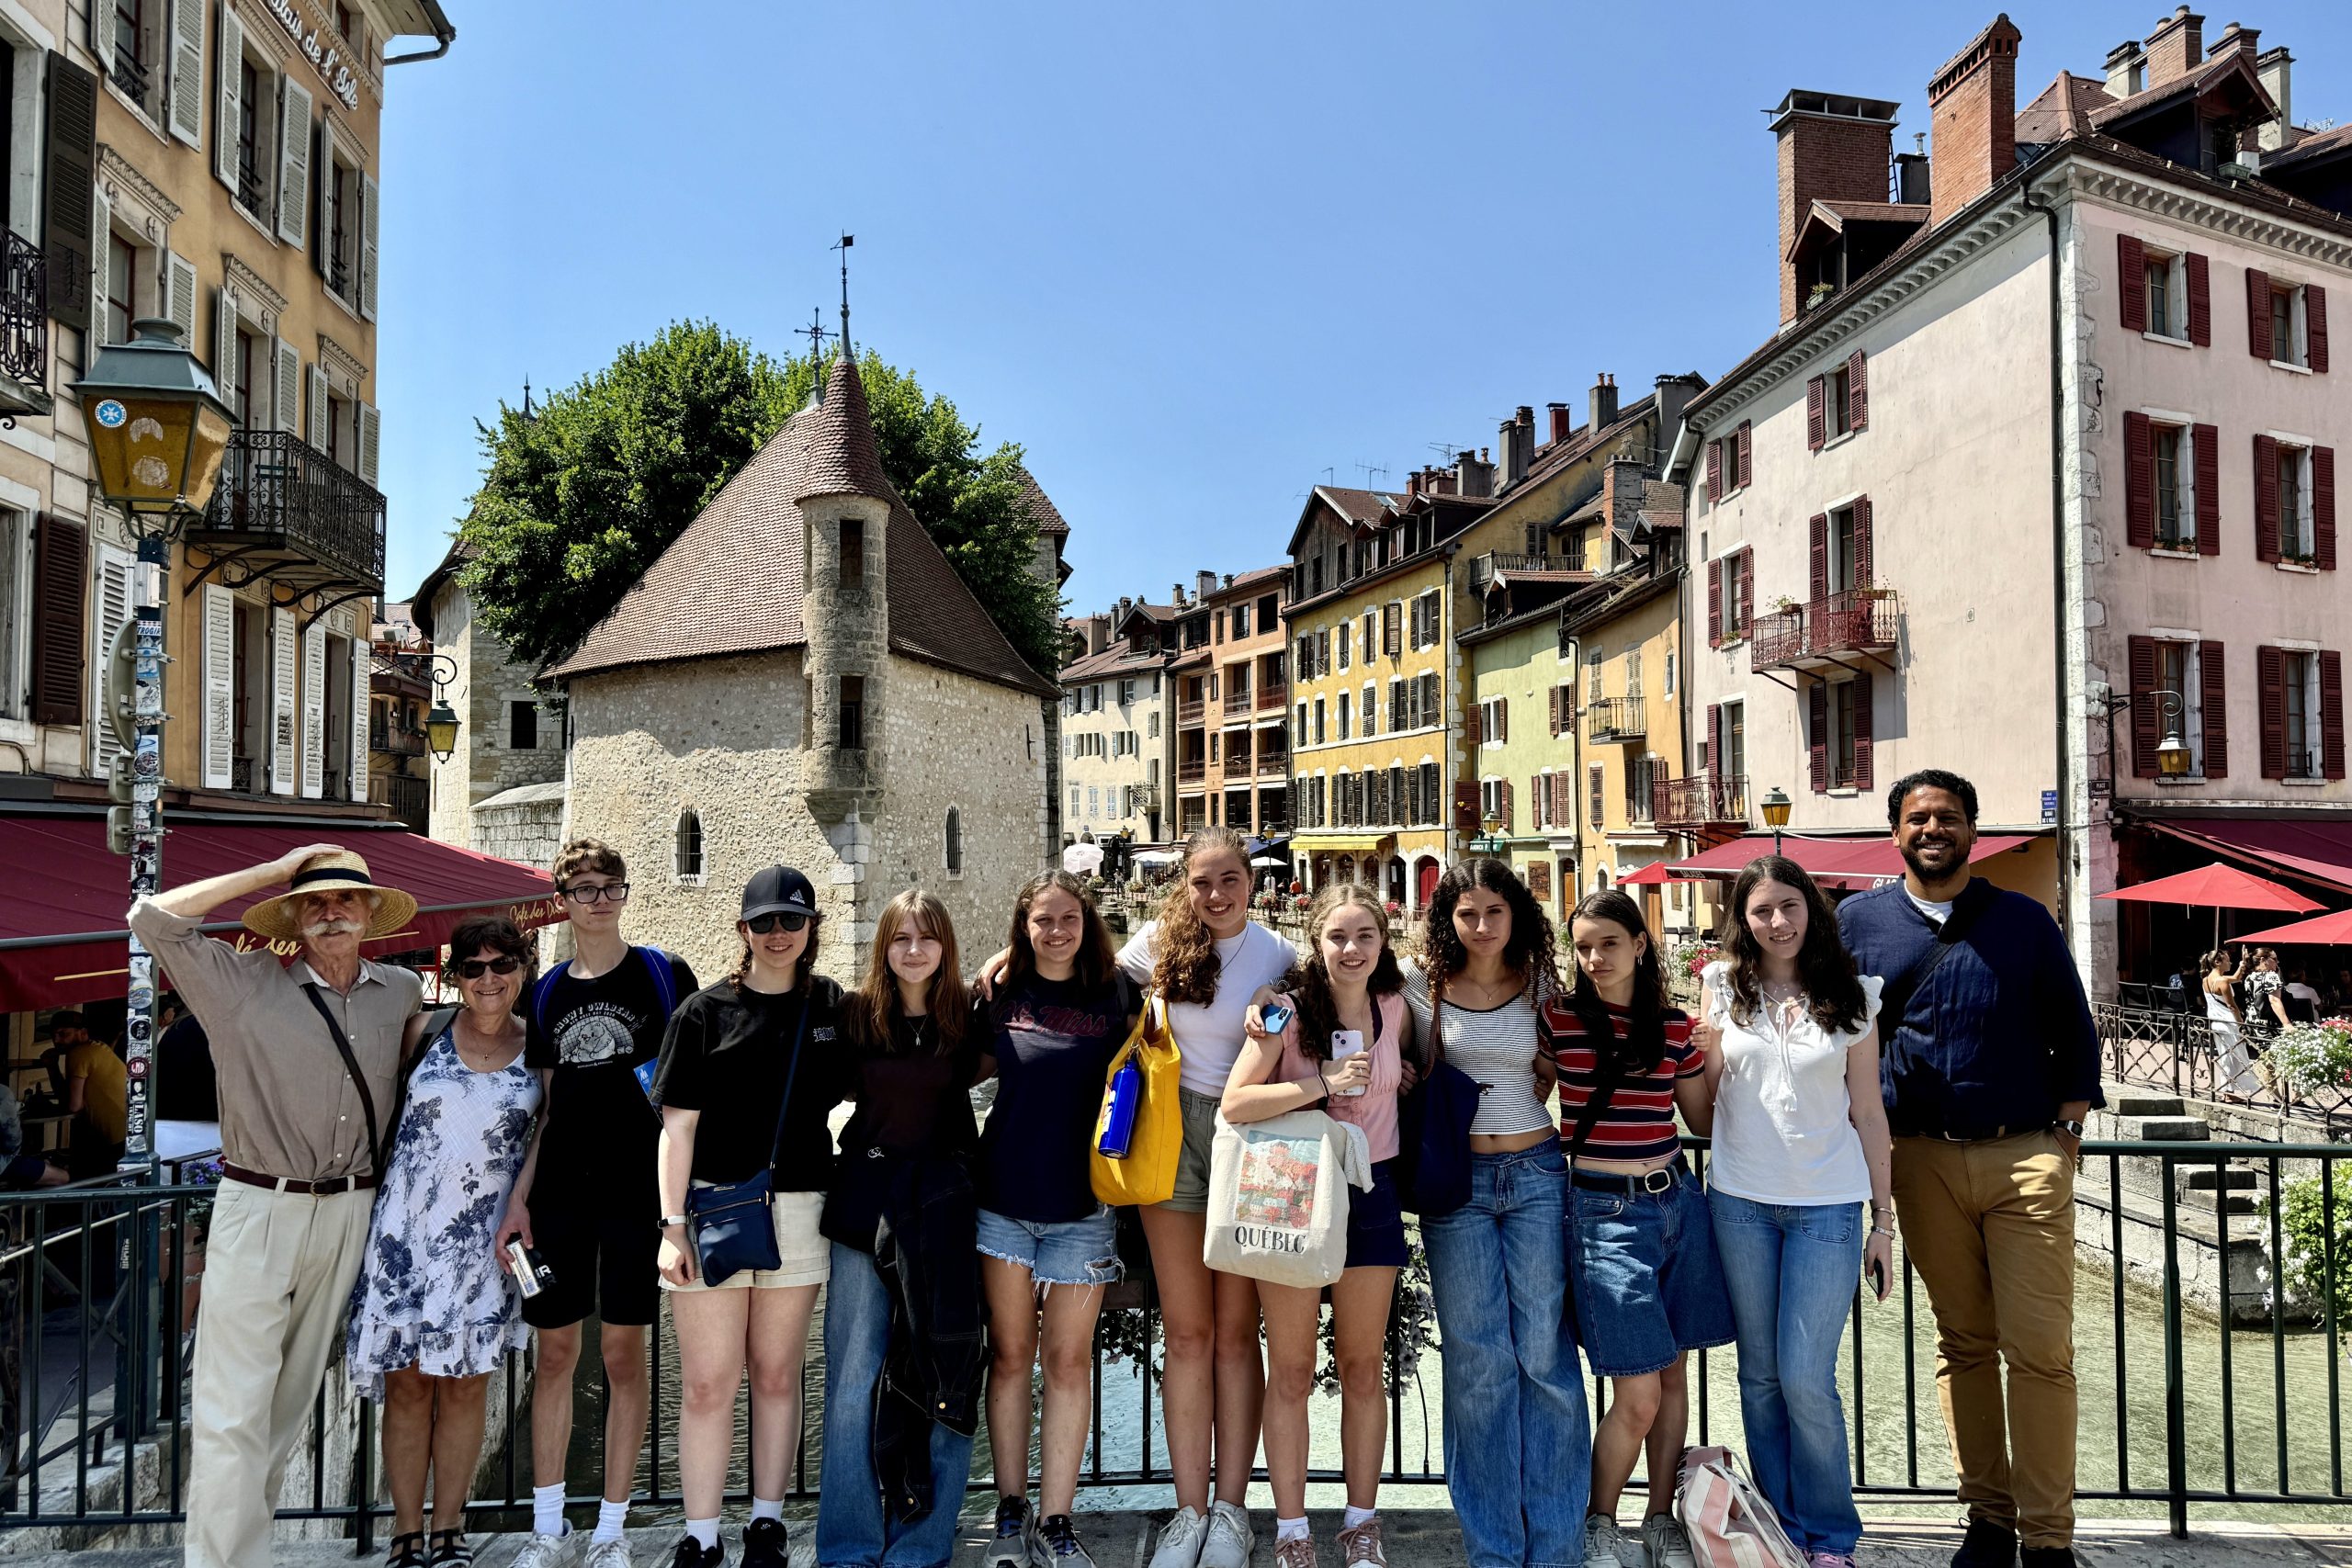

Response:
(1202, 1106), (1351, 1289)
(1675, 1446), (1808, 1568)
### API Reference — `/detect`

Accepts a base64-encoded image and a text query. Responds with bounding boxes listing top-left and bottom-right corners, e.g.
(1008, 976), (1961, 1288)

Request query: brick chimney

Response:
(1589, 373), (1619, 435)
(1602, 454), (1648, 543)
(1771, 89), (1902, 324)
(1926, 15), (2022, 231)
(1196, 570), (1217, 602)
(1547, 402), (1571, 446)
(2144, 6), (2204, 88)
(2208, 20), (2257, 62)
(2256, 46), (2293, 150)
(1455, 449), (1494, 500)
(1171, 581), (1186, 607)
(1406, 469), (1423, 498)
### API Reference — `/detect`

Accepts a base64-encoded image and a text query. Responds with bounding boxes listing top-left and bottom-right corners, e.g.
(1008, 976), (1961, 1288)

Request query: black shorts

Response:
(522, 1184), (662, 1329)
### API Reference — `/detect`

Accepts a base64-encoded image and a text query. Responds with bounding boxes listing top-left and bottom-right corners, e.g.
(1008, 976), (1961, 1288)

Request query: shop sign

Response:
(260, 0), (362, 110)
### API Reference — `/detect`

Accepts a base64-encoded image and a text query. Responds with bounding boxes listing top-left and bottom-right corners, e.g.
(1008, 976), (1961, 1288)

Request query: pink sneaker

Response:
(1808, 1554), (1858, 1568)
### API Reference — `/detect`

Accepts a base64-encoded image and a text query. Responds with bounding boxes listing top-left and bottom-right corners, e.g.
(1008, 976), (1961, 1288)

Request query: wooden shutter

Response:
(1807, 682), (1828, 792)
(359, 173), (379, 321)
(2311, 286), (2331, 374)
(2123, 411), (2154, 549)
(276, 77), (312, 247)
(2324, 650), (2346, 781)
(357, 401), (379, 485)
(2186, 252), (2211, 346)
(1464, 703), (1480, 745)
(308, 364), (329, 450)
(1707, 558), (1723, 647)
(1736, 422), (1752, 490)
(2194, 423), (2221, 556)
(1852, 675), (1874, 790)
(1498, 696), (1508, 743)
(89, 545), (132, 771)
(1501, 780), (1514, 832)
(1736, 551), (1752, 633)
(2246, 266), (2272, 358)
(214, 5), (243, 190)
(2317, 446), (2337, 572)
(1588, 764), (1602, 826)
(2200, 640), (2228, 780)
(31, 513), (85, 726)
(2129, 635), (2162, 776)
(214, 286), (239, 412)
(1854, 495), (1874, 586)
(1453, 780), (1478, 834)
(1706, 438), (1722, 502)
(1548, 685), (1560, 737)
(1808, 513), (1829, 603)
(1849, 349), (1869, 432)
(165, 251), (198, 343)
(2257, 645), (2287, 779)
(1552, 771), (1570, 828)
(1702, 702), (1720, 773)
(269, 605), (296, 795)
(300, 624), (325, 797)
(2118, 235), (2146, 333)
(167, 0), (204, 144)
(1805, 378), (1825, 451)
(88, 187), (109, 344)
(41, 51), (97, 333)
(2254, 434), (2281, 561)
(200, 584), (233, 788)
(273, 338), (300, 434)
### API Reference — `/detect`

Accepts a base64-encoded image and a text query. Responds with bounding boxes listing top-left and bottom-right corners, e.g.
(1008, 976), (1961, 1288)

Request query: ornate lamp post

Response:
(73, 318), (234, 1178)
(422, 652), (461, 761)
(1470, 810), (1509, 857)
(1760, 786), (1793, 857)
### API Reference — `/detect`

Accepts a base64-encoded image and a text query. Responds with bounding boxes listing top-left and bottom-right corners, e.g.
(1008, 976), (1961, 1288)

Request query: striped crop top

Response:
(1400, 961), (1554, 1136)
(1538, 996), (1701, 1165)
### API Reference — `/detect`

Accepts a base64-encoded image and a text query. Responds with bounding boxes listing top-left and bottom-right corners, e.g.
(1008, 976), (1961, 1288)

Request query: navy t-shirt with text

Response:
(978, 972), (1135, 1224)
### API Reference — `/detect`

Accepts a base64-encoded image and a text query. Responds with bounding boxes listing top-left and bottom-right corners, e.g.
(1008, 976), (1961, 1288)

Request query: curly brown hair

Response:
(1420, 857), (1560, 999)
(1152, 825), (1252, 1006)
(1283, 883), (1405, 1063)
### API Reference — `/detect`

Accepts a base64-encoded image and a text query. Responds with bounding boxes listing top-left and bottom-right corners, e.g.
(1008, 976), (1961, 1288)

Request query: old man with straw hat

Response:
(128, 842), (424, 1568)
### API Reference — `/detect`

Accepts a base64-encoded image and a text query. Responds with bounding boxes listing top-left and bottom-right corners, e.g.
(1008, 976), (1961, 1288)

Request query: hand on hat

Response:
(273, 843), (350, 880)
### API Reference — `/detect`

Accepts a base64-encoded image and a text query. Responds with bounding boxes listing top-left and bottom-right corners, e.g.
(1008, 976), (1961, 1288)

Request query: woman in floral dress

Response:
(347, 915), (548, 1568)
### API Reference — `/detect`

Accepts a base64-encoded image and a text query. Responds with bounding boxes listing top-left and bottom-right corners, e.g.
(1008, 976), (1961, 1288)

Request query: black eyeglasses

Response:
(560, 882), (631, 904)
(454, 956), (524, 980)
(744, 913), (809, 935)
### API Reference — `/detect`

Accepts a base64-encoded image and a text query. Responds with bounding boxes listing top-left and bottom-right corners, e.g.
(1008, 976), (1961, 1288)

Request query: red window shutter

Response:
(2186, 252), (2211, 347)
(2254, 433), (2281, 562)
(31, 512), (85, 727)
(2129, 634), (2162, 777)
(1502, 780), (1515, 830)
(2200, 640), (2228, 779)
(1453, 780), (1480, 834)
(1556, 771), (1573, 827)
(2311, 285), (2331, 374)
(2317, 446), (2337, 572)
(1848, 349), (1869, 432)
(2324, 650), (2346, 781)
(1808, 513), (1829, 603)
(2258, 645), (2288, 779)
(1464, 703), (1480, 746)
(2119, 235), (2147, 333)
(1854, 495), (1874, 587)
(1706, 439), (1722, 502)
(1806, 378), (1825, 451)
(1736, 422), (1753, 490)
(2123, 411), (2154, 549)
(2247, 266), (2273, 358)
(1703, 702), (1720, 774)
(1736, 551), (1753, 631)
(1852, 675), (1874, 790)
(1531, 774), (1544, 829)
(1807, 682), (1828, 793)
(1707, 558), (1723, 647)
(2194, 423), (2221, 556)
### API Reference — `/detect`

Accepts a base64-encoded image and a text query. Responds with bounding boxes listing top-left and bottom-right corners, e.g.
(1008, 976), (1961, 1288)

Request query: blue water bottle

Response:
(1098, 1054), (1143, 1157)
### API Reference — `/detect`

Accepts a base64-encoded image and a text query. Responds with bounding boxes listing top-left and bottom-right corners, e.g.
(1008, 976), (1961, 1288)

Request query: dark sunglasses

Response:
(744, 912), (809, 935)
(560, 882), (631, 904)
(453, 956), (524, 980)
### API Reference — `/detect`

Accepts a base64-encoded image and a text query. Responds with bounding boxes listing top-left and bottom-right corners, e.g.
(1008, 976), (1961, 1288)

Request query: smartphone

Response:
(1329, 1030), (1367, 1095)
(1865, 1253), (1890, 1302)
(1260, 1003), (1294, 1034)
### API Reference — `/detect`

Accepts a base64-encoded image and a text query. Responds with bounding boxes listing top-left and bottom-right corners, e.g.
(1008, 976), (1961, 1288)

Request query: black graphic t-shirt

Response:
(526, 947), (698, 1209)
(650, 976), (847, 1191)
(977, 974), (1135, 1223)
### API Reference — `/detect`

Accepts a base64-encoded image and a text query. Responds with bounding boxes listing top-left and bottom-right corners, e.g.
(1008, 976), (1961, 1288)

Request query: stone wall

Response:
(472, 781), (568, 873)
(424, 576), (563, 850)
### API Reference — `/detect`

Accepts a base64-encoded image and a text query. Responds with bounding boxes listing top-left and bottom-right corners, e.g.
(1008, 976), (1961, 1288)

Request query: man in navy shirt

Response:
(1838, 770), (2098, 1568)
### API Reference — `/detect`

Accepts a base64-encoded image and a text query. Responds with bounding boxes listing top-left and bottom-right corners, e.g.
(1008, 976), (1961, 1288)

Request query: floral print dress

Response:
(345, 1022), (540, 1398)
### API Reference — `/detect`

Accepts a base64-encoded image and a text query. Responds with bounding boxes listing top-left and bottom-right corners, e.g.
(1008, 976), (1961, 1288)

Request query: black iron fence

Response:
(2098, 999), (2352, 1132)
(194, 429), (388, 588)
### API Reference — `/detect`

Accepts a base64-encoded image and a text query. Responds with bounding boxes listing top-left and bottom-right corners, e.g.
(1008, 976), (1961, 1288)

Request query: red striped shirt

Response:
(1540, 998), (1700, 1164)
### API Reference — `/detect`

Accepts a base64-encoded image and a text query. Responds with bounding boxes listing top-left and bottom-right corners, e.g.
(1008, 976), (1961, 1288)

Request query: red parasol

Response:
(2231, 908), (2352, 947)
(1619, 862), (1702, 886)
(2097, 863), (2322, 945)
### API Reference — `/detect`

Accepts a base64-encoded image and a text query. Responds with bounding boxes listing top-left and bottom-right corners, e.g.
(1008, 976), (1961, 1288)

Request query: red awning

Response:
(2139, 816), (2352, 896)
(1670, 832), (2035, 890)
(0, 816), (567, 1012)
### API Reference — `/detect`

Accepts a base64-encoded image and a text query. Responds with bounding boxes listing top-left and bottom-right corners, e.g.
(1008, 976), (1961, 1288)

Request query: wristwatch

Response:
(2055, 1118), (2086, 1139)
(660, 1214), (690, 1229)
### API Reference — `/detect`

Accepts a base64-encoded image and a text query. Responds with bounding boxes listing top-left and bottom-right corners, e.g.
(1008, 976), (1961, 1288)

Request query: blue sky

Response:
(376, 1), (2347, 613)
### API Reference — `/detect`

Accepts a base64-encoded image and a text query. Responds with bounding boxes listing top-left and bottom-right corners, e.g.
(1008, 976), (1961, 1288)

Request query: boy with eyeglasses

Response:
(503, 839), (697, 1568)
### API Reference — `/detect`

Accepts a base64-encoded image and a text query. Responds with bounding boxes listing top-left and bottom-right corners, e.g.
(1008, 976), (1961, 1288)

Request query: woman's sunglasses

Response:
(744, 913), (809, 935)
(454, 956), (524, 980)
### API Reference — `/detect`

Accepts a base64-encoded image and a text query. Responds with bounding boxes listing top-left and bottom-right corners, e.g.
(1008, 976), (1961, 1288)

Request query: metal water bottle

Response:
(1097, 1054), (1144, 1157)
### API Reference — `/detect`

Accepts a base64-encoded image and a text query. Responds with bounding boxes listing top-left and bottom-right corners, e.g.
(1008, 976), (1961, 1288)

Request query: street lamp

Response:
(2101, 688), (2191, 781)
(422, 652), (462, 761)
(71, 318), (236, 1179)
(1760, 786), (1793, 856)
(1470, 810), (1508, 857)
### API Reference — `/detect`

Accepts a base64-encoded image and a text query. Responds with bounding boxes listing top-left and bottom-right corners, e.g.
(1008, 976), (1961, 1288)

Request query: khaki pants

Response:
(1891, 1130), (2077, 1549)
(185, 1180), (373, 1568)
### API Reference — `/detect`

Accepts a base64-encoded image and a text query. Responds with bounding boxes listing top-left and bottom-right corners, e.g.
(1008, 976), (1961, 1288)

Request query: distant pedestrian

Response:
(1837, 771), (2099, 1568)
(59, 1010), (129, 1178)
(2203, 949), (2256, 1100)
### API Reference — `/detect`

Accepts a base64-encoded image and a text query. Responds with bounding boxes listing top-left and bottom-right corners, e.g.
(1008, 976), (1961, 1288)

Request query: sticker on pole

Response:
(95, 399), (128, 428)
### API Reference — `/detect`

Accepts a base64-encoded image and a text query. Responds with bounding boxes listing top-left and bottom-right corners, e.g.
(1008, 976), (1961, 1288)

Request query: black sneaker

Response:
(741, 1519), (789, 1568)
(1951, 1519), (2018, 1568)
(1041, 1515), (1098, 1568)
(671, 1537), (725, 1568)
(2018, 1551), (2075, 1568)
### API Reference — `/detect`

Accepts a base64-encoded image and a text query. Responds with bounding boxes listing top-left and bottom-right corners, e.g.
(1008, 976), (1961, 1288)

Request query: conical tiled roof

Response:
(795, 352), (892, 504)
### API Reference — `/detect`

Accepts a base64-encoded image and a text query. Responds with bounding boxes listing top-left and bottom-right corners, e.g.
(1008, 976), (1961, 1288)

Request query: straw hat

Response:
(242, 849), (418, 942)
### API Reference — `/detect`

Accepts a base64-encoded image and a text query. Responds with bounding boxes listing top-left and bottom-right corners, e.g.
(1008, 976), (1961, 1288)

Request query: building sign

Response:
(260, 0), (362, 110)
(2041, 789), (2058, 825)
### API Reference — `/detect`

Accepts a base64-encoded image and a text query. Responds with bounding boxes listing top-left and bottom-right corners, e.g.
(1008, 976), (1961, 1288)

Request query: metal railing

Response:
(1256, 685), (1285, 712)
(370, 771), (428, 832)
(1754, 590), (1902, 669)
(1222, 692), (1252, 717)
(0, 230), (47, 395)
(370, 724), (425, 757)
(107, 47), (151, 108)
(2098, 1000), (2352, 1133)
(1750, 604), (1805, 668)
(1255, 750), (1288, 778)
(192, 430), (387, 589)
(1655, 773), (1747, 828)
(1586, 696), (1645, 742)
(1176, 759), (1205, 784)
(1175, 701), (1204, 728)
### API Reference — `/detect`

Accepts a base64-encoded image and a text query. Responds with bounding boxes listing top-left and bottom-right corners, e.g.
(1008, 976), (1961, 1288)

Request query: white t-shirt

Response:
(1119, 919), (1299, 1096)
(1905, 889), (1954, 926)
(1702, 960), (1883, 1206)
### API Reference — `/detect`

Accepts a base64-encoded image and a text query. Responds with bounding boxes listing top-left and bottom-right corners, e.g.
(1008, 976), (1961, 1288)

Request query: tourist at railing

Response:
(1548, 887), (1730, 1568)
(125, 843), (425, 1568)
(1690, 858), (1894, 1568)
(346, 915), (545, 1568)
(2201, 947), (2257, 1101)
(977, 872), (1140, 1568)
(817, 890), (993, 1568)
(1837, 771), (2100, 1568)
(507, 840), (698, 1568)
(1227, 884), (1411, 1568)
(1396, 859), (1592, 1568)
(651, 867), (842, 1568)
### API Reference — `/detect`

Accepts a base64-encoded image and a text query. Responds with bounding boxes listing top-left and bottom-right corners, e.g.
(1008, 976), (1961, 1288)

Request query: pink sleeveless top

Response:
(1270, 990), (1406, 1162)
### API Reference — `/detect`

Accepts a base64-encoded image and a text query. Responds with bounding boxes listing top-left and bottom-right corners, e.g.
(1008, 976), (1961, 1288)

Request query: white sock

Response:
(752, 1495), (785, 1524)
(532, 1483), (566, 1539)
(593, 1498), (629, 1543)
(1343, 1506), (1375, 1529)
(687, 1517), (720, 1551)
(1276, 1517), (1309, 1543)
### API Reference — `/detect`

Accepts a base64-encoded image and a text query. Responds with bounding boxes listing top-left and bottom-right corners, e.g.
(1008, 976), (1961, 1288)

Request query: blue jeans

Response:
(1710, 1191), (1864, 1556)
(815, 1243), (977, 1568)
(1420, 1140), (1590, 1568)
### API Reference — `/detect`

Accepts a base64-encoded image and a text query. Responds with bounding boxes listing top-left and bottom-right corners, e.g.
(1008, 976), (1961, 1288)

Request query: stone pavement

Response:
(9, 1513), (2352, 1567)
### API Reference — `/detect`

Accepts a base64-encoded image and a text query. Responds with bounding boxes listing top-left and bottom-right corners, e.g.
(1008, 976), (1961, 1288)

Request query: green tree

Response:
(460, 323), (1063, 678)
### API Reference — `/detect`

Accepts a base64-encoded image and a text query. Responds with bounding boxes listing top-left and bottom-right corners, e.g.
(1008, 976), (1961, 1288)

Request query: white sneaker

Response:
(1642, 1514), (1698, 1568)
(1199, 1501), (1255, 1568)
(583, 1540), (634, 1568)
(1149, 1506), (1211, 1568)
(513, 1534), (573, 1568)
(1583, 1515), (1631, 1568)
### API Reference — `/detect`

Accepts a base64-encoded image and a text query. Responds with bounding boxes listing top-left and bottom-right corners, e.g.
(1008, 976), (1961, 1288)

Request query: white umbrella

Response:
(1133, 849), (1179, 867)
(1250, 855), (1284, 868)
(1062, 841), (1105, 874)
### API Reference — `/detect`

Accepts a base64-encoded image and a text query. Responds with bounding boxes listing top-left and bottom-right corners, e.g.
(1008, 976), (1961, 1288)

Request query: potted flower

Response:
(2266, 1018), (2352, 1100)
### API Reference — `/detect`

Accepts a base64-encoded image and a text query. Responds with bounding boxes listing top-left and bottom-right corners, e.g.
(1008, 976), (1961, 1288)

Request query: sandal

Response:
(389, 1534), (427, 1568)
(427, 1529), (474, 1567)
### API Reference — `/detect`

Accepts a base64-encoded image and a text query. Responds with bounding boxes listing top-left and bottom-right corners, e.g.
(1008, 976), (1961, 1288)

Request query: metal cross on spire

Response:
(797, 309), (831, 364)
(831, 233), (855, 360)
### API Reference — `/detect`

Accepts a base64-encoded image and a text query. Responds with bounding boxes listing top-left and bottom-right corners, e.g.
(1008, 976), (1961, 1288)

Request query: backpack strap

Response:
(635, 945), (680, 1017)
(529, 961), (569, 1041)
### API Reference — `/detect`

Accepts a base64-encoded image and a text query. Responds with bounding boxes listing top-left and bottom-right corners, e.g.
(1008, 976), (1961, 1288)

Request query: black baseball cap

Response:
(741, 865), (818, 921)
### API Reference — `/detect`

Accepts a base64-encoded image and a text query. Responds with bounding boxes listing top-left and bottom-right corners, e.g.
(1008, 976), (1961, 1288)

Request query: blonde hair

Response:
(1152, 825), (1250, 1006)
(854, 888), (970, 1056)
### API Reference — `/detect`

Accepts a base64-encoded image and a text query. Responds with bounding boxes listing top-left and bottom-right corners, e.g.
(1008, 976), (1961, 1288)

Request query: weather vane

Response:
(831, 233), (854, 358)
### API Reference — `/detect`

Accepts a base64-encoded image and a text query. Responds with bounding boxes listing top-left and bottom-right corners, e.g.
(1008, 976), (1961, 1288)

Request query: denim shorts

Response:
(1347, 1159), (1408, 1269)
(1568, 1159), (1737, 1377)
(976, 1203), (1124, 1287)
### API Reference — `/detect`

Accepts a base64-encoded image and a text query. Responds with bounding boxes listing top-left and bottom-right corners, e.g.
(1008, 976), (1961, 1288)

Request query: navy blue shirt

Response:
(1837, 876), (2102, 1138)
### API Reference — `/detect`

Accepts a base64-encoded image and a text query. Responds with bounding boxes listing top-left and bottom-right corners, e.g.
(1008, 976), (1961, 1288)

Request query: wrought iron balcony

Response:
(187, 430), (387, 592)
(1655, 773), (1747, 829)
(1586, 696), (1646, 743)
(0, 230), (49, 414)
(371, 723), (425, 758)
(1749, 605), (1806, 669)
(1753, 588), (1902, 671)
(108, 46), (153, 109)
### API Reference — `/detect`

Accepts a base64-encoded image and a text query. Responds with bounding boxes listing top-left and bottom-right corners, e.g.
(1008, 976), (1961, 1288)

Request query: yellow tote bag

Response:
(1090, 996), (1183, 1208)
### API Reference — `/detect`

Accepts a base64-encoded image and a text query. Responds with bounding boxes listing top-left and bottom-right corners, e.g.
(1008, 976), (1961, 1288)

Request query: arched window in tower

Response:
(674, 809), (704, 879)
(944, 807), (965, 877)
